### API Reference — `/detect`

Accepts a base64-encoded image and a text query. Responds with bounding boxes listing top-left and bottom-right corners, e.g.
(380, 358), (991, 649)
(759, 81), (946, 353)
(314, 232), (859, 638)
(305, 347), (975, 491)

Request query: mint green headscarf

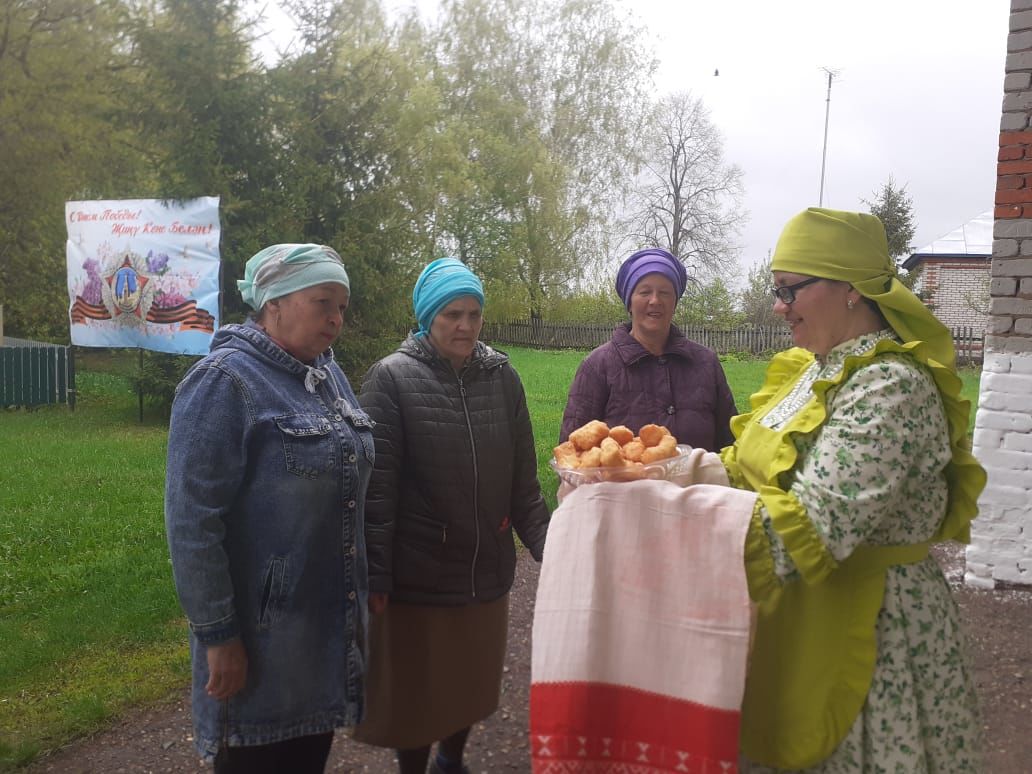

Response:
(237, 244), (351, 311)
(771, 207), (955, 370)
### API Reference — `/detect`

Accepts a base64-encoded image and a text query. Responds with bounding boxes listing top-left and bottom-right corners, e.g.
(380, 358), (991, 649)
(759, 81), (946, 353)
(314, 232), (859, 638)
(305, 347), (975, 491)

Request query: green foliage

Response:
(121, 0), (292, 323)
(1, 0), (696, 362)
(0, 0), (145, 342)
(740, 254), (779, 327)
(675, 276), (745, 328)
(128, 352), (200, 416)
(540, 287), (626, 325)
(863, 176), (917, 264)
(433, 0), (655, 314)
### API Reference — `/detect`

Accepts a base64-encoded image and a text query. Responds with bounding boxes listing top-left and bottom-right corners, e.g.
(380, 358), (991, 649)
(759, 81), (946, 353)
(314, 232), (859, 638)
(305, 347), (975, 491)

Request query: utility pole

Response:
(818, 67), (839, 207)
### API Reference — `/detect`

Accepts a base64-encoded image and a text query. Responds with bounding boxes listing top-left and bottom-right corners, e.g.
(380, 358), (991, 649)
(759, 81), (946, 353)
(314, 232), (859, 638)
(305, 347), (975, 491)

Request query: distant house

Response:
(902, 211), (991, 332)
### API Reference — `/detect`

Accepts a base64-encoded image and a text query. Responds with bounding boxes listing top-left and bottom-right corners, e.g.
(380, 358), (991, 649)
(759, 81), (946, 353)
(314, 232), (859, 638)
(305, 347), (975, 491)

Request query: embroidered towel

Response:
(530, 479), (757, 773)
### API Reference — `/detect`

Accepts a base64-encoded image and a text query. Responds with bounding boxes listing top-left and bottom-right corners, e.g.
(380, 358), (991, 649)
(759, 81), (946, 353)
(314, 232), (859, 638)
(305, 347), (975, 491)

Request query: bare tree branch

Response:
(625, 90), (745, 282)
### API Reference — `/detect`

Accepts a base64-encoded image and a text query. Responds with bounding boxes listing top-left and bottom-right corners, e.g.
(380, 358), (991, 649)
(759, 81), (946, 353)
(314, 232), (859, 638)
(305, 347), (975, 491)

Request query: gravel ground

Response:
(24, 546), (1032, 773)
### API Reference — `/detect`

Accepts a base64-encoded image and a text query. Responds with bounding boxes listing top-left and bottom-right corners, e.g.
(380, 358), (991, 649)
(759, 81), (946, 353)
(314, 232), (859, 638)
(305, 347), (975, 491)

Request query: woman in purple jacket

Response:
(560, 248), (737, 451)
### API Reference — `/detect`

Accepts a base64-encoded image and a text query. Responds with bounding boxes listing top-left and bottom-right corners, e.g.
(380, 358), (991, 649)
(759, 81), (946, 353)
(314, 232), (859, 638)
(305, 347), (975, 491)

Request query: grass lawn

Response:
(0, 345), (981, 769)
(0, 373), (187, 769)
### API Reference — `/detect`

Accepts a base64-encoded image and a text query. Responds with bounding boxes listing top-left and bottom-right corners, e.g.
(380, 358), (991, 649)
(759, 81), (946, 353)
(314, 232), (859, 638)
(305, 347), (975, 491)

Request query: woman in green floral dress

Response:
(722, 208), (986, 772)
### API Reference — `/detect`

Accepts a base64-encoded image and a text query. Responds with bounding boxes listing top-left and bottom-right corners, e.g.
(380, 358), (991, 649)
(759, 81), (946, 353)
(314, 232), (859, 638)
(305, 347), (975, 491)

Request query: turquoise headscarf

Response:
(237, 244), (350, 311)
(412, 257), (485, 335)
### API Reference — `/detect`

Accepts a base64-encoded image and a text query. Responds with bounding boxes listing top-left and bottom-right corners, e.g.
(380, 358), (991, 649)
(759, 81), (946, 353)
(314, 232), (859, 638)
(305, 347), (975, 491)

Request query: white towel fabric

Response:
(531, 476), (757, 773)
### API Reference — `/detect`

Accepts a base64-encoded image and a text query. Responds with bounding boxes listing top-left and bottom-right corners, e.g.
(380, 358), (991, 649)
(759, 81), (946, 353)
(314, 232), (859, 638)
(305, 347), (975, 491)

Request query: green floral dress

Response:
(743, 332), (981, 773)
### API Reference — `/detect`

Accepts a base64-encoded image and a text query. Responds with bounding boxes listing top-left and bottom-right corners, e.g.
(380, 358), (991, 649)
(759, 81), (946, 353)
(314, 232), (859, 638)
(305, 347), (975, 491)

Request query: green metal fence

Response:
(0, 338), (76, 409)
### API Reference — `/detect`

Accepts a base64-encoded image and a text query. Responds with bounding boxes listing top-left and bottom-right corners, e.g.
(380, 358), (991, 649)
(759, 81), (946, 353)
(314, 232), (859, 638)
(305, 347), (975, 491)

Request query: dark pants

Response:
(213, 732), (334, 774)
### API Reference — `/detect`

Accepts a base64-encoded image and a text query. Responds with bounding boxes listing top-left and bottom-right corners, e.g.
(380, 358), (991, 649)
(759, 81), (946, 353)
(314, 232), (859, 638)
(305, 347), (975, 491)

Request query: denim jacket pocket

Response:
(258, 556), (287, 630)
(275, 415), (336, 479)
(344, 408), (376, 464)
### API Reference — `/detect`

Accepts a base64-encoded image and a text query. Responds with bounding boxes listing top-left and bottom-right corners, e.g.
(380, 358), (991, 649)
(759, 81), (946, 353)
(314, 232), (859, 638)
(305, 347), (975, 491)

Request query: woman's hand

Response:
(205, 638), (248, 700)
(368, 592), (388, 615)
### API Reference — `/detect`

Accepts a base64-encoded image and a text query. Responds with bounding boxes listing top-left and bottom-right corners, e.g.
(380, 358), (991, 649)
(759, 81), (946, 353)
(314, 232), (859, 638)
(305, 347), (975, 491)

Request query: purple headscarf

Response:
(615, 248), (688, 309)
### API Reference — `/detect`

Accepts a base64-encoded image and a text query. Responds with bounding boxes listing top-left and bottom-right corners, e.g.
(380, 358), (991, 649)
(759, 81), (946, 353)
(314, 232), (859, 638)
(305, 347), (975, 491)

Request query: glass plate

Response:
(549, 444), (694, 486)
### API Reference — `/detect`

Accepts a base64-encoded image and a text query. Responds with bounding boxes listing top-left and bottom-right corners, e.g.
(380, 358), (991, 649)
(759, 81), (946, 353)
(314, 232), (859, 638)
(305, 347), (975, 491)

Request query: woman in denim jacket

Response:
(165, 244), (374, 773)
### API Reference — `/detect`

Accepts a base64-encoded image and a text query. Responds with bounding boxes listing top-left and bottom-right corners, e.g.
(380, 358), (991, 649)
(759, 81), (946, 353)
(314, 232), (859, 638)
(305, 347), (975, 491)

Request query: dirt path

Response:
(26, 548), (1032, 773)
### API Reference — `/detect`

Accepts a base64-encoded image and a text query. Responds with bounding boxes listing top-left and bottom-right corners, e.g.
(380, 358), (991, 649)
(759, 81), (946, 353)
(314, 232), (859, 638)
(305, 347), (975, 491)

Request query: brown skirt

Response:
(351, 594), (509, 749)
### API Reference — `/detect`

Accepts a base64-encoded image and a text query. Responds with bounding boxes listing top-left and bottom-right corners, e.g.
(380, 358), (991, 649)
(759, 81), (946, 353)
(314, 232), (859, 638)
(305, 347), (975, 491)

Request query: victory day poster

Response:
(66, 197), (221, 354)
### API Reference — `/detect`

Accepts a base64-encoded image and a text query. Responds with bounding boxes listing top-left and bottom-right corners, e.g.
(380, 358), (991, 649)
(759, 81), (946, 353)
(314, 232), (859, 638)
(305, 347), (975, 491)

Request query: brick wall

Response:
(966, 0), (1032, 588)
(913, 260), (990, 330)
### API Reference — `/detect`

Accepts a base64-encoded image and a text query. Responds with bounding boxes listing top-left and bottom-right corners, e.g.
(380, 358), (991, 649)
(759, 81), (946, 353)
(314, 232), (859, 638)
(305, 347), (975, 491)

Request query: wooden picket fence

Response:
(483, 320), (986, 365)
(0, 337), (77, 409)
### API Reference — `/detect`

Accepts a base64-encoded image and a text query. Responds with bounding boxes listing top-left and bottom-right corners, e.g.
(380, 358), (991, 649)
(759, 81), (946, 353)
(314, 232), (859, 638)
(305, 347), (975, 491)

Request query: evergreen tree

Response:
(863, 176), (917, 266)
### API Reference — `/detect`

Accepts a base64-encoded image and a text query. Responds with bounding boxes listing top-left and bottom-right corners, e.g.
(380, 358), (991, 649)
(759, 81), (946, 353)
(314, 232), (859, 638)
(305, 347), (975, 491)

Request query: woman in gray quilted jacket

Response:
(354, 257), (550, 774)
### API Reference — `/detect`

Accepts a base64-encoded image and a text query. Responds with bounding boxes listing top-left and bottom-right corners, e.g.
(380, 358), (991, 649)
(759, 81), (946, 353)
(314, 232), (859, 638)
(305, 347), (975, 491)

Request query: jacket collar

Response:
(213, 321), (337, 376)
(612, 321), (695, 366)
(398, 330), (508, 372)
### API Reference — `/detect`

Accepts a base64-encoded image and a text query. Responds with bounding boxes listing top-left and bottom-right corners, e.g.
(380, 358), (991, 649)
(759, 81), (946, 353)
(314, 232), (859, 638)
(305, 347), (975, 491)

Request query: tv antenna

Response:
(818, 67), (840, 207)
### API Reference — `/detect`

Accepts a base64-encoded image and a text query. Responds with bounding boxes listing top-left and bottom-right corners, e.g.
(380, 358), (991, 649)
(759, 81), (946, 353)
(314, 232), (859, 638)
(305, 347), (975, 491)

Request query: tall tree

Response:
(432, 0), (655, 317)
(121, 0), (282, 307)
(627, 91), (745, 282)
(863, 176), (916, 265)
(739, 253), (779, 327)
(269, 0), (445, 368)
(0, 0), (142, 340)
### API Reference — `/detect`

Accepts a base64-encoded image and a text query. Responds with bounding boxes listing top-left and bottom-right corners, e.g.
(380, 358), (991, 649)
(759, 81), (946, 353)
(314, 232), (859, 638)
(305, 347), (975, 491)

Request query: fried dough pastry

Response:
(608, 425), (634, 445)
(599, 437), (626, 468)
(641, 434), (678, 463)
(570, 419), (610, 451)
(579, 447), (603, 468)
(621, 439), (645, 462)
(553, 441), (579, 469)
(639, 423), (670, 448)
(552, 420), (680, 472)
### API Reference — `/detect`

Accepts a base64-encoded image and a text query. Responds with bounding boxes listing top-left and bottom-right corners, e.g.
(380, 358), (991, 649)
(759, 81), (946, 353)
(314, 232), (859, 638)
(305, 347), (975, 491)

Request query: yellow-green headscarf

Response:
(771, 207), (956, 370)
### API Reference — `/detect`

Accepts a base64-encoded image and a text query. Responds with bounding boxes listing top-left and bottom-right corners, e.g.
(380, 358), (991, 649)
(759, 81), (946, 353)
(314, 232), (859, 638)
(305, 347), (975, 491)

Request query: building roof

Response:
(902, 210), (993, 270)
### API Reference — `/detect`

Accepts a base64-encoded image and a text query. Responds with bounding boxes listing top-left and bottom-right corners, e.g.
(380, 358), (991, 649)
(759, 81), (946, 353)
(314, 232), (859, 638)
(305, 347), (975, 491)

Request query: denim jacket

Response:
(164, 322), (373, 759)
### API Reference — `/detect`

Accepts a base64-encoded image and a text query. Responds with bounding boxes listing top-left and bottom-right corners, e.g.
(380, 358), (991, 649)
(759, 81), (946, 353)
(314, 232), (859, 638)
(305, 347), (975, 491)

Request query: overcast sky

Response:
(256, 0), (1011, 271)
(637, 0), (1011, 268)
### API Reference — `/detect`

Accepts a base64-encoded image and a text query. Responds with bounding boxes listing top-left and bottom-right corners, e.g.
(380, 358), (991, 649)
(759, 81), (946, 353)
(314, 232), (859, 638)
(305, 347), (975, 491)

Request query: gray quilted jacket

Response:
(358, 333), (550, 605)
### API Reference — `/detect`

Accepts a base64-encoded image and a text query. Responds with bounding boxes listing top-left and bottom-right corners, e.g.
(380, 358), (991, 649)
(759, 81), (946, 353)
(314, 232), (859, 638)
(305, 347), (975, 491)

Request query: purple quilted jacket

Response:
(559, 323), (737, 452)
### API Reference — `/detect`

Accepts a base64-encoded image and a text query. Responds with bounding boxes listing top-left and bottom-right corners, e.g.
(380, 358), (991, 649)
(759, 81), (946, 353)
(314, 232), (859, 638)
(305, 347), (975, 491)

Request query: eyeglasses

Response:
(771, 277), (823, 304)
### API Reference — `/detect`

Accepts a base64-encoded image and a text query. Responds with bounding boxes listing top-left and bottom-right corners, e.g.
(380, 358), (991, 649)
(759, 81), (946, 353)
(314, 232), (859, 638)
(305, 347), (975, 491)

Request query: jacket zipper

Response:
(457, 371), (480, 598)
